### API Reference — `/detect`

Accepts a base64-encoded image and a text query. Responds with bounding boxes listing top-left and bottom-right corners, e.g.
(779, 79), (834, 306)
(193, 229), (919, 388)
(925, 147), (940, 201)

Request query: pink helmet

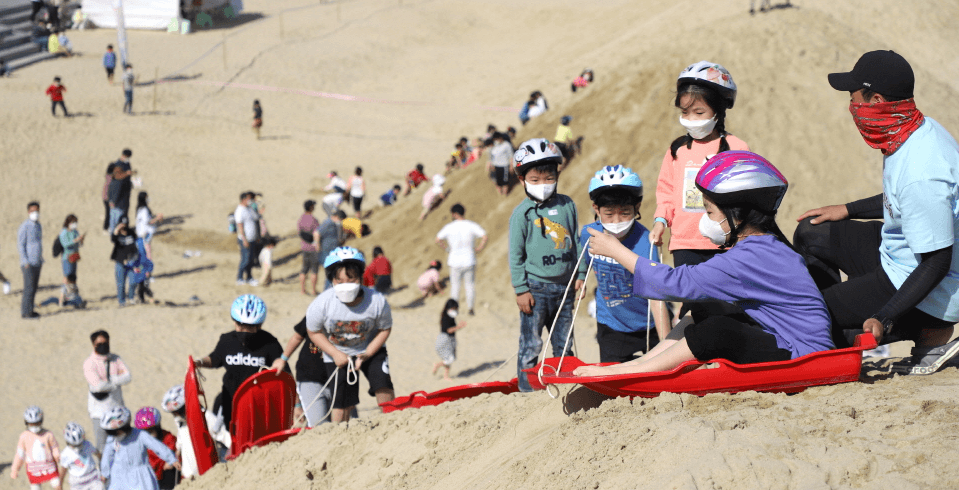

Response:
(134, 406), (161, 430)
(695, 151), (788, 213)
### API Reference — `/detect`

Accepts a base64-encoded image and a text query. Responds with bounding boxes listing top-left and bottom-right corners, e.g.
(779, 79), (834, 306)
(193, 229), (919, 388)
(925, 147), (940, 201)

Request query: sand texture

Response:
(2, 0), (959, 488)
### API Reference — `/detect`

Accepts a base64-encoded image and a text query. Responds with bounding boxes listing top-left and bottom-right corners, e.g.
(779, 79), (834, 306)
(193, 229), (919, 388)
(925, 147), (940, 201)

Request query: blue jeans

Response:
(114, 262), (136, 304)
(108, 207), (124, 232)
(237, 240), (261, 281)
(517, 279), (575, 392)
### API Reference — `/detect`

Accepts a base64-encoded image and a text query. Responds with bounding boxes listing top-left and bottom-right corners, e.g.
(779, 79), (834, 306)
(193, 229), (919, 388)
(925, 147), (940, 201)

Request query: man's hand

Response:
(797, 205), (849, 225)
(516, 291), (535, 315)
(270, 358), (286, 374)
(649, 221), (666, 246)
(863, 318), (884, 344)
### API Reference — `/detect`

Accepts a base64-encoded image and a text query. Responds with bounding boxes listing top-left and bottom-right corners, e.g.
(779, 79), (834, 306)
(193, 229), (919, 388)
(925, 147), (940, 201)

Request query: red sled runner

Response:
(380, 379), (520, 413)
(184, 356), (219, 475)
(228, 370), (302, 459)
(527, 333), (877, 398)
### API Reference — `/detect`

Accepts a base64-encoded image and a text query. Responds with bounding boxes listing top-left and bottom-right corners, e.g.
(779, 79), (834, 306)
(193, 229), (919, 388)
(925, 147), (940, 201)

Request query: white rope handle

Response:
(294, 356), (360, 427)
(536, 236), (592, 393)
(646, 240), (655, 352)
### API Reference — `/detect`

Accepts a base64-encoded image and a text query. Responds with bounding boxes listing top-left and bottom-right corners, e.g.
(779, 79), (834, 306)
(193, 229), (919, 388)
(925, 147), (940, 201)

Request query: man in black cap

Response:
(794, 50), (959, 375)
(298, 199), (321, 295)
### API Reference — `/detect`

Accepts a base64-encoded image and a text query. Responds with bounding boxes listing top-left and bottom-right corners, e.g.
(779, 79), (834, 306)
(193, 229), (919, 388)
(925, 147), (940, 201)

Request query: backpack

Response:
(52, 236), (64, 258)
(227, 213), (236, 233)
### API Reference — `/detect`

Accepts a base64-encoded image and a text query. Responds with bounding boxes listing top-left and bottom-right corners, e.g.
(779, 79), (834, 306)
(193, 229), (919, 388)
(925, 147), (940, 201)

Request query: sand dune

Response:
(2, 0), (959, 488)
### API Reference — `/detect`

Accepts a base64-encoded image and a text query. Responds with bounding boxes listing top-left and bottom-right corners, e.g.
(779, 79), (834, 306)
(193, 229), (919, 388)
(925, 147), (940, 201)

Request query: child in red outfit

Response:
(11, 406), (62, 490)
(45, 77), (69, 117)
(362, 246), (393, 293)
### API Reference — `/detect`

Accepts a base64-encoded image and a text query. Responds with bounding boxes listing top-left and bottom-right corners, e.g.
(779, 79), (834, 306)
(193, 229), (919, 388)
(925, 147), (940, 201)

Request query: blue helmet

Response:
(323, 246), (366, 270)
(231, 294), (267, 325)
(588, 165), (643, 201)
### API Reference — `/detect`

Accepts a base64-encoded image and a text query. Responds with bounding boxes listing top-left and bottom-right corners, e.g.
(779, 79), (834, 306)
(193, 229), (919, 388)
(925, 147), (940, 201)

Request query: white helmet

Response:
(677, 61), (737, 108)
(431, 174), (446, 187)
(230, 294), (267, 325)
(24, 406), (43, 424)
(100, 406), (131, 430)
(513, 138), (563, 176)
(162, 385), (186, 412)
(64, 422), (85, 446)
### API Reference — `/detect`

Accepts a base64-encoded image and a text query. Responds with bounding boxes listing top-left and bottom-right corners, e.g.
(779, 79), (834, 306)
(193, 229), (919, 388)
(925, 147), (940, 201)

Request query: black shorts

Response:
(324, 346), (393, 409)
(493, 166), (509, 186)
(106, 67), (114, 77)
(684, 315), (792, 364)
(351, 196), (363, 213)
(301, 250), (320, 274)
(374, 275), (392, 293)
(596, 322), (659, 363)
(795, 218), (953, 348)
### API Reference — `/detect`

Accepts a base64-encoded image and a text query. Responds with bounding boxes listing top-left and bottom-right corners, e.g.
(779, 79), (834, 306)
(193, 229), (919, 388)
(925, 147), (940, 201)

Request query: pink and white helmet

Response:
(100, 406), (131, 430)
(678, 61), (738, 108)
(695, 151), (787, 213)
(162, 385), (186, 412)
(134, 407), (161, 430)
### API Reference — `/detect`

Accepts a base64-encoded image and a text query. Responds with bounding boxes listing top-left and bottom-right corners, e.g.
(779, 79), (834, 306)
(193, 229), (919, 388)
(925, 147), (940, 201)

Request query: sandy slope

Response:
(2, 0), (959, 488)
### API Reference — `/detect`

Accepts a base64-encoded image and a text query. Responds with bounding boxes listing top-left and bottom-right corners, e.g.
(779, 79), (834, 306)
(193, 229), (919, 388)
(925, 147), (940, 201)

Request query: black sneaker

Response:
(890, 338), (959, 375)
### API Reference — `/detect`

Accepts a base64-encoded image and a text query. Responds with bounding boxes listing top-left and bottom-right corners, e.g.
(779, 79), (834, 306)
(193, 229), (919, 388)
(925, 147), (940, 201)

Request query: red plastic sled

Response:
(539, 333), (878, 398)
(184, 356), (219, 475)
(380, 378), (520, 413)
(521, 356), (586, 391)
(228, 370), (301, 459)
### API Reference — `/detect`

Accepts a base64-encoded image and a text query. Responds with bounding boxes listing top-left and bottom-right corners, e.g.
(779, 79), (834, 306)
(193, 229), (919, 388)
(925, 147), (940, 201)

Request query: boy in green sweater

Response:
(508, 138), (585, 391)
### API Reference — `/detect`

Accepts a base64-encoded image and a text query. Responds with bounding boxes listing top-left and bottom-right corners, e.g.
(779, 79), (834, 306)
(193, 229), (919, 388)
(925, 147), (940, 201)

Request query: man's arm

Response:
(867, 246), (952, 340)
(845, 194), (884, 219)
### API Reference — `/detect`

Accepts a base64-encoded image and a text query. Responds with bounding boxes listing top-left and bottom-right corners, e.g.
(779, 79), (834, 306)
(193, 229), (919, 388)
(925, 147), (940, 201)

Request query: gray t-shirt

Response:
(317, 218), (341, 258)
(305, 287), (392, 361)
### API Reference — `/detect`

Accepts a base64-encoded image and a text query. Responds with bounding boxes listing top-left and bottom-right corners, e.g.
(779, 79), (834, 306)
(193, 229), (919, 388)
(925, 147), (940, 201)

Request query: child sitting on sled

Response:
(574, 151), (833, 377)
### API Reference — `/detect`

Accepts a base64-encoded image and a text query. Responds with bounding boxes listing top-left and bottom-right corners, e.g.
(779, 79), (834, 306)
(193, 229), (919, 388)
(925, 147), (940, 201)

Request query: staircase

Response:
(0, 0), (55, 73)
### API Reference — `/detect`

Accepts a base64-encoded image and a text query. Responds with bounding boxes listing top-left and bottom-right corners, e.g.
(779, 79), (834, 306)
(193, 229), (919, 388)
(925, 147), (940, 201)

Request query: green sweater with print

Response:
(508, 194), (583, 294)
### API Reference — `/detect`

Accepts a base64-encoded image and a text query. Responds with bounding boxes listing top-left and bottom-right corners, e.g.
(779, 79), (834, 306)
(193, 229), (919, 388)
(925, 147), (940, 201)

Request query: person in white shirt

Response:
(487, 132), (514, 196)
(234, 192), (261, 286)
(435, 204), (488, 315)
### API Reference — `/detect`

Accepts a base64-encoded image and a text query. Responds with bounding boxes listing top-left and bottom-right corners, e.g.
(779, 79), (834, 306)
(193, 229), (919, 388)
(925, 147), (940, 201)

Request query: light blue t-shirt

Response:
(880, 117), (959, 321)
(578, 221), (658, 333)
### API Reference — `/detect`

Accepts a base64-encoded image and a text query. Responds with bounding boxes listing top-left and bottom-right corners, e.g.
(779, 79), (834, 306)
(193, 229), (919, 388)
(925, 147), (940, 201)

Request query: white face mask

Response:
(601, 220), (634, 239)
(679, 116), (718, 140)
(69, 223), (78, 231)
(446, 309), (458, 318)
(27, 425), (41, 434)
(333, 282), (361, 303)
(525, 182), (556, 202)
(28, 211), (39, 222)
(699, 213), (729, 246)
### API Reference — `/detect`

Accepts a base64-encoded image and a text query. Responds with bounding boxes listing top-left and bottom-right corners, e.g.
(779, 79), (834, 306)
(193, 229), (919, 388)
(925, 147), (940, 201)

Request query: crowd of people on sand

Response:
(10, 48), (959, 487)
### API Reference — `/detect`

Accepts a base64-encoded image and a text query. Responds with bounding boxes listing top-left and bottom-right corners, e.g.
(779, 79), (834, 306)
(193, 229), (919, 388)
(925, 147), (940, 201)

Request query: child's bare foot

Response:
(431, 362), (441, 375)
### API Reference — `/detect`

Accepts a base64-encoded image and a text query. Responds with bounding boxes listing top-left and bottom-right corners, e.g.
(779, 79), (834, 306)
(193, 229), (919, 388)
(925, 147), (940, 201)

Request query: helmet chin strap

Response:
(720, 210), (738, 249)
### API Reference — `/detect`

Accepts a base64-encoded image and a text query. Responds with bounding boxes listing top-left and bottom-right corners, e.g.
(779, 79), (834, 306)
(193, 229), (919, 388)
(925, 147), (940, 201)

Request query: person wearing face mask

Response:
(110, 217), (139, 306)
(11, 406), (62, 490)
(59, 214), (85, 288)
(83, 330), (132, 452)
(18, 201), (43, 319)
(508, 138), (584, 392)
(578, 166), (671, 363)
(193, 295), (287, 436)
(649, 61), (750, 326)
(305, 247), (394, 423)
(160, 386), (198, 481)
(794, 51), (959, 375)
(431, 299), (467, 381)
(574, 152), (832, 378)
(99, 406), (180, 490)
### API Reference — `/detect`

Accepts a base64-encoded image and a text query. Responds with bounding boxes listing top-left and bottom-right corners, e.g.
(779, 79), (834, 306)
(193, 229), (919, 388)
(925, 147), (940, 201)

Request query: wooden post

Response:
(152, 67), (158, 112)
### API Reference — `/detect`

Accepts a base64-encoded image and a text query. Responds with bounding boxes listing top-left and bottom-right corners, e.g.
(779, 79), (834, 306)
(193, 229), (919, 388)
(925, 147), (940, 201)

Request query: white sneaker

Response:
(236, 279), (247, 286)
(248, 279), (259, 287)
(2, 282), (9, 295)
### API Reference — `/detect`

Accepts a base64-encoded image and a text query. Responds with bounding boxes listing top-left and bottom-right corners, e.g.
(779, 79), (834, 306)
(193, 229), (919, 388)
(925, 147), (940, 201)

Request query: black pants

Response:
(102, 200), (111, 230)
(21, 264), (41, 317)
(672, 249), (748, 322)
(51, 100), (68, 116)
(793, 217), (952, 348)
(31, 1), (43, 21)
(596, 322), (659, 363)
(685, 315), (792, 364)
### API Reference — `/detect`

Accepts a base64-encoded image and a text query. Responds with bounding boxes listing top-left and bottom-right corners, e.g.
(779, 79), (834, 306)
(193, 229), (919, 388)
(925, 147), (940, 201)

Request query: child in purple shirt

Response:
(575, 151), (833, 377)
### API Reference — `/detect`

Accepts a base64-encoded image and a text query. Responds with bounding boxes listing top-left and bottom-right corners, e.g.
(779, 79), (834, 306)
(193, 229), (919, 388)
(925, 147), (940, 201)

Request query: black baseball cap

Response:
(827, 50), (914, 99)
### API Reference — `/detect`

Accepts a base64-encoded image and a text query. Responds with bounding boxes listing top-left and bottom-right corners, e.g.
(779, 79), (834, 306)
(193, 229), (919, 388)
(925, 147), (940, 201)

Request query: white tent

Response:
(81, 0), (240, 30)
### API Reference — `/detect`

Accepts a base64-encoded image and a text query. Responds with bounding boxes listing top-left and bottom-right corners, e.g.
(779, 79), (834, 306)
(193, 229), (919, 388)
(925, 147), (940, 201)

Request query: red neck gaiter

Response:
(849, 99), (924, 155)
